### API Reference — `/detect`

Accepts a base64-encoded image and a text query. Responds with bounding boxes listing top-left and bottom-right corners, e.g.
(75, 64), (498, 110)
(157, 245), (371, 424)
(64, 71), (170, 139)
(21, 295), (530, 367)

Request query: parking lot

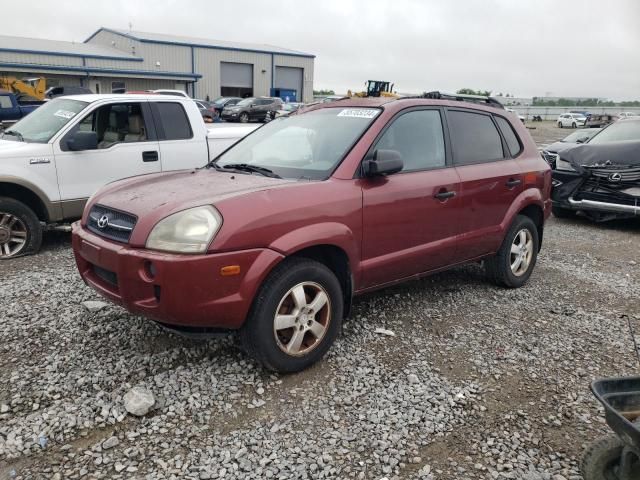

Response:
(1, 122), (639, 480)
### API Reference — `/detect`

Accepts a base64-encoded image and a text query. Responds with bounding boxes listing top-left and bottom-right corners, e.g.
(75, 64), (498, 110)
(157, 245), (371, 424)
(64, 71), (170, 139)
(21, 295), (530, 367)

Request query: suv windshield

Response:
(215, 107), (380, 179)
(3, 98), (88, 143)
(589, 120), (640, 144)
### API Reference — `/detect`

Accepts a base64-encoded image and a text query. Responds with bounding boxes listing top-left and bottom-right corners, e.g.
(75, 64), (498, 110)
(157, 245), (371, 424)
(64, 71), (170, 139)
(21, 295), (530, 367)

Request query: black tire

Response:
(581, 436), (624, 480)
(572, 122), (577, 128)
(558, 122), (563, 128)
(0, 197), (42, 259)
(240, 258), (343, 373)
(485, 215), (539, 288)
(552, 205), (577, 219)
(239, 112), (249, 123)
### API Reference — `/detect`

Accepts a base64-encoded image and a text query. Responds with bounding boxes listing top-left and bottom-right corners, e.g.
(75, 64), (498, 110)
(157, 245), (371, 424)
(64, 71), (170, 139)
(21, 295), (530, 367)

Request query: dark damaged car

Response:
(551, 118), (640, 221)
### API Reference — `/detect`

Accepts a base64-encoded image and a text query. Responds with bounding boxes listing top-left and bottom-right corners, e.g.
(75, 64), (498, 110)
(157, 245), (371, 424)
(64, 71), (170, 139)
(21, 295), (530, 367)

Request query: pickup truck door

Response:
(149, 101), (209, 171)
(52, 101), (161, 215)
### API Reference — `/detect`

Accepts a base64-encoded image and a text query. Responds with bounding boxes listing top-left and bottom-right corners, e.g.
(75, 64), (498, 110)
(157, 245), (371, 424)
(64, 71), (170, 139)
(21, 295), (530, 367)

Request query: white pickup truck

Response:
(0, 94), (258, 258)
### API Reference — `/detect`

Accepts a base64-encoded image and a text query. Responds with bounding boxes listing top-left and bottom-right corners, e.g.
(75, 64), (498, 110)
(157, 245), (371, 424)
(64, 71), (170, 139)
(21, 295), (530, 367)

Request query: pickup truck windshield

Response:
(3, 99), (88, 143)
(215, 107), (380, 180)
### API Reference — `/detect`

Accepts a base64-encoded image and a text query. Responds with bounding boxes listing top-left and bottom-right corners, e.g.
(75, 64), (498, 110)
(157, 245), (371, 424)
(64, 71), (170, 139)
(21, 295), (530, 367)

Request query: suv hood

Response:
(89, 168), (294, 219)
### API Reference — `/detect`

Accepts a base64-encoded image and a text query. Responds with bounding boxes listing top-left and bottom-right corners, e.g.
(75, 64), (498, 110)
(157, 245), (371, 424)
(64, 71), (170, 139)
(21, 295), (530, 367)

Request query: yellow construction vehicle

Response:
(0, 76), (47, 100)
(348, 80), (399, 98)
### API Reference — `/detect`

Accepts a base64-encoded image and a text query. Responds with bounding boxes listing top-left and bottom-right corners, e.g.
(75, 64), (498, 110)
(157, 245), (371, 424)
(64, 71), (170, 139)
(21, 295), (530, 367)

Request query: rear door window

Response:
(373, 109), (446, 172)
(0, 96), (13, 108)
(447, 110), (504, 165)
(154, 102), (193, 140)
(494, 116), (522, 157)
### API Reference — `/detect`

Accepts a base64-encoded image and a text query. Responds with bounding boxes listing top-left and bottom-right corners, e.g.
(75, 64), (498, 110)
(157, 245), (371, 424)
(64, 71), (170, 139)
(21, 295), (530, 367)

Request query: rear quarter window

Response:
(447, 110), (504, 165)
(154, 102), (193, 140)
(494, 115), (523, 157)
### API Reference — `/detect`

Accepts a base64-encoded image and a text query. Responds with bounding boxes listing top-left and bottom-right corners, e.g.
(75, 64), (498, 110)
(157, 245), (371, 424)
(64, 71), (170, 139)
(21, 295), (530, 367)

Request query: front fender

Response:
(268, 222), (360, 281)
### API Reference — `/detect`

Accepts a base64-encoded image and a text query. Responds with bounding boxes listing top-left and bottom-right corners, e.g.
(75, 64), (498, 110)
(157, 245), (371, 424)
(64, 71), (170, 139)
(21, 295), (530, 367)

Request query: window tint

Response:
(155, 102), (193, 140)
(0, 96), (12, 108)
(111, 81), (126, 93)
(494, 116), (522, 156)
(448, 110), (504, 165)
(257, 99), (272, 106)
(374, 109), (446, 172)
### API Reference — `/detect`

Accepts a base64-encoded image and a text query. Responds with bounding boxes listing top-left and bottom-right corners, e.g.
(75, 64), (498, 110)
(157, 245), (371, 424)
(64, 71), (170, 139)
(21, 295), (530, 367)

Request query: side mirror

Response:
(66, 131), (98, 151)
(363, 149), (403, 177)
(576, 137), (588, 144)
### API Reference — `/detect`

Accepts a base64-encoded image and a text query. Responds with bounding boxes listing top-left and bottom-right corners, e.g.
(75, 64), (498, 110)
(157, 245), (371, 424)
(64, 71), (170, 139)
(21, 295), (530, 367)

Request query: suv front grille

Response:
(587, 166), (640, 183)
(87, 204), (137, 243)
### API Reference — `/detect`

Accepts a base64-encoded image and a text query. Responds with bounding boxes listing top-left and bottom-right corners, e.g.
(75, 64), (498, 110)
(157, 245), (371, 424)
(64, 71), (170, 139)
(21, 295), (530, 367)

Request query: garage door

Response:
(275, 66), (303, 102)
(220, 62), (253, 97)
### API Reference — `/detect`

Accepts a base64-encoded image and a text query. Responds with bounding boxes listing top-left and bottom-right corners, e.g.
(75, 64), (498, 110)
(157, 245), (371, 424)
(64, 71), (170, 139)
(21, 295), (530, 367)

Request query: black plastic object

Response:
(590, 377), (640, 479)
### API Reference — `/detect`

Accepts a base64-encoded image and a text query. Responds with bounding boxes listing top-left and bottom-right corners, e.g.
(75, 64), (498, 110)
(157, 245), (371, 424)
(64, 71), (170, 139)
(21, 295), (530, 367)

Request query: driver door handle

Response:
(142, 151), (158, 162)
(434, 189), (456, 200)
(505, 178), (522, 188)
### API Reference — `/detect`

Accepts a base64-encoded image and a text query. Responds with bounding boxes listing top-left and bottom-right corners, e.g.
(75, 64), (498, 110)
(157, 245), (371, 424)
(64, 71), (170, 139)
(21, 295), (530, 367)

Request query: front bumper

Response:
(221, 111), (240, 121)
(552, 170), (639, 217)
(72, 223), (284, 329)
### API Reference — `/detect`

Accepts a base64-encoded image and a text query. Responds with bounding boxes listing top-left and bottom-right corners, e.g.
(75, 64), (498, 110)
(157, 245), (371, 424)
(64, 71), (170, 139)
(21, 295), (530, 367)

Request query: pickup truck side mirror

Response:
(67, 131), (98, 151)
(363, 149), (404, 177)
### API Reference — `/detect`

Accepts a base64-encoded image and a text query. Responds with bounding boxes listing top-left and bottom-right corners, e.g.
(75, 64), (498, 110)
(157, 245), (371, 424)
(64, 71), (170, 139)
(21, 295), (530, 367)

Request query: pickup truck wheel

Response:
(239, 112), (249, 123)
(485, 215), (539, 288)
(240, 258), (343, 373)
(0, 197), (42, 259)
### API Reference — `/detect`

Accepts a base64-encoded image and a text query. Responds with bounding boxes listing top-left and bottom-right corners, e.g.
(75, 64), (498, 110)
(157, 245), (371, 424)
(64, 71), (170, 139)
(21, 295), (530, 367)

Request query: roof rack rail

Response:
(419, 91), (505, 109)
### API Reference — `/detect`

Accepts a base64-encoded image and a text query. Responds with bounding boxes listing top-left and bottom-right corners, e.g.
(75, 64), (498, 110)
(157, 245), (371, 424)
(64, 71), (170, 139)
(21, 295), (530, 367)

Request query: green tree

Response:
(313, 89), (335, 96)
(456, 88), (492, 96)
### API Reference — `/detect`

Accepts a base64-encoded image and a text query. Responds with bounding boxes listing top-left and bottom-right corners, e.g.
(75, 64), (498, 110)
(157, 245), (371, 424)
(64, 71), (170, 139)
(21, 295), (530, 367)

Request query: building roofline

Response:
(0, 62), (201, 80)
(86, 27), (316, 59)
(0, 46), (142, 62)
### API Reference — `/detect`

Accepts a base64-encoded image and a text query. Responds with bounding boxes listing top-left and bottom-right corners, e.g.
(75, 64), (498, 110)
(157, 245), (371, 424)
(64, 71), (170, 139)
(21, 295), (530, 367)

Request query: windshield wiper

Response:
(212, 163), (282, 179)
(2, 130), (24, 142)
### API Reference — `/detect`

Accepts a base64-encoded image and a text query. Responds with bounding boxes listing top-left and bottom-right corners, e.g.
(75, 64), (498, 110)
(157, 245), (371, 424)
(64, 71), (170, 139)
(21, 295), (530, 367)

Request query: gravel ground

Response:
(1, 123), (639, 479)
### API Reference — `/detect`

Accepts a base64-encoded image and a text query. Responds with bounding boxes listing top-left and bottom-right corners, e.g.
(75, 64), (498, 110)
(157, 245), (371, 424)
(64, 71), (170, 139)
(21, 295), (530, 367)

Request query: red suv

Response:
(72, 93), (551, 372)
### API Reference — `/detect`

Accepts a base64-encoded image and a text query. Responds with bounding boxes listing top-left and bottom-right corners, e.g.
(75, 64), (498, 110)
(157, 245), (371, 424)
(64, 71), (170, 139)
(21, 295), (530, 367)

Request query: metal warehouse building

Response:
(0, 28), (315, 102)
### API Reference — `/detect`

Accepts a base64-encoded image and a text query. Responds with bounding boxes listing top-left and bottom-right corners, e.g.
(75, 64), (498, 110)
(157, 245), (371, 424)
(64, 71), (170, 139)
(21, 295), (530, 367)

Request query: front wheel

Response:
(239, 112), (249, 123)
(0, 197), (42, 259)
(240, 258), (343, 373)
(558, 122), (563, 128)
(572, 122), (577, 128)
(485, 215), (539, 288)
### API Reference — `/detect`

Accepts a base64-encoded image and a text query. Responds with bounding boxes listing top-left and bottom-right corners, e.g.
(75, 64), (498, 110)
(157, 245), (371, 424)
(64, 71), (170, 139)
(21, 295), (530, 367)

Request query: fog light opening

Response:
(144, 261), (157, 279)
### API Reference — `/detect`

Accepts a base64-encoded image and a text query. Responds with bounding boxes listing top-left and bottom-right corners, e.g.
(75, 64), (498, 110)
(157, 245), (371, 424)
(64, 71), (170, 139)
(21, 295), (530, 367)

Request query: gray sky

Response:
(3, 0), (639, 100)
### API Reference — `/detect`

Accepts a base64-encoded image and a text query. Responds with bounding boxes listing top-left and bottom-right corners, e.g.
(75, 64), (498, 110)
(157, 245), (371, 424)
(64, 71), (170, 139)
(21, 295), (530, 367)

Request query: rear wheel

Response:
(485, 215), (539, 288)
(0, 197), (42, 259)
(239, 112), (249, 123)
(581, 436), (624, 480)
(240, 258), (343, 373)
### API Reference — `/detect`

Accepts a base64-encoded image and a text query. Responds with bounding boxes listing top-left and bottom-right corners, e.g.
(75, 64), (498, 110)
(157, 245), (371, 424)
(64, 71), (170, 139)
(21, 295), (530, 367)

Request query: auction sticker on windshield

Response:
(337, 109), (380, 119)
(54, 110), (77, 119)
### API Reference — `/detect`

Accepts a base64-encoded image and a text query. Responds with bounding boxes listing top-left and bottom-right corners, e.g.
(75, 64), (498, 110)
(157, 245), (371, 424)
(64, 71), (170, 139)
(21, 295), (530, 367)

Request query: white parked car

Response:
(617, 112), (639, 119)
(0, 94), (257, 258)
(506, 108), (525, 123)
(557, 113), (586, 128)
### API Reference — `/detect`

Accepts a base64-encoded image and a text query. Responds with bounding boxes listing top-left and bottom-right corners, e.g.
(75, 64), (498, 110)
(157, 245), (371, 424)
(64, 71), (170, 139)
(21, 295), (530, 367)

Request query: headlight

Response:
(555, 157), (575, 171)
(146, 206), (222, 254)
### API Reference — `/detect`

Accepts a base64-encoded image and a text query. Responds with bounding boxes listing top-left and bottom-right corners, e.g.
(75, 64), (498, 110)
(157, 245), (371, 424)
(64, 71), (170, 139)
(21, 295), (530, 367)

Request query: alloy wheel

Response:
(510, 229), (533, 277)
(273, 281), (331, 356)
(0, 212), (28, 258)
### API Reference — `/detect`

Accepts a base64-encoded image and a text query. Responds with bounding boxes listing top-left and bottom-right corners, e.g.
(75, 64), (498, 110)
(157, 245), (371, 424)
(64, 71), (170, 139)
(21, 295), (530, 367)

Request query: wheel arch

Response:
(517, 203), (545, 251)
(0, 180), (53, 222)
(287, 244), (354, 319)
